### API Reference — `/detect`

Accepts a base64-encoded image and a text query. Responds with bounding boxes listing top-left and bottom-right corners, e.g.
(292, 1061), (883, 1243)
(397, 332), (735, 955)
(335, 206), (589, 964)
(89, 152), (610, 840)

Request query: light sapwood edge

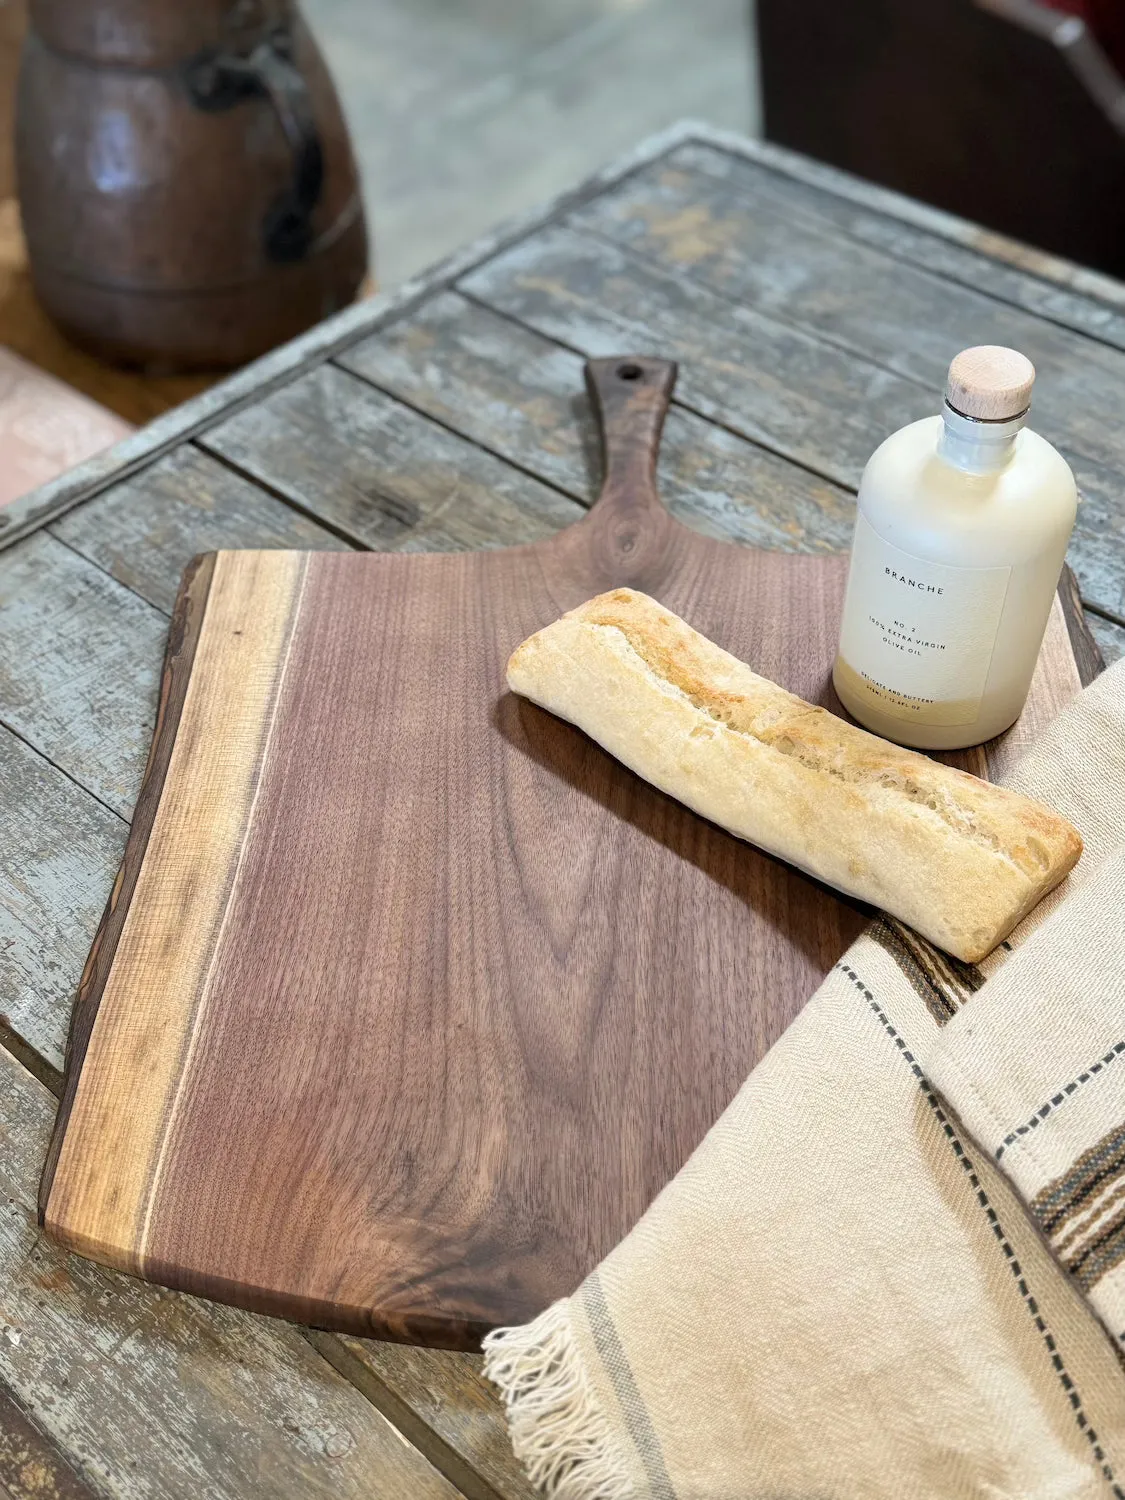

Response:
(37, 552), (218, 1224)
(44, 552), (309, 1273)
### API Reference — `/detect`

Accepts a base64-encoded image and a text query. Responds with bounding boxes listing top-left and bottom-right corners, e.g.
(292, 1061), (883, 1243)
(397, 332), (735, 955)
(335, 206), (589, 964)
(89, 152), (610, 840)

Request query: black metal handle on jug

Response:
(184, 26), (324, 263)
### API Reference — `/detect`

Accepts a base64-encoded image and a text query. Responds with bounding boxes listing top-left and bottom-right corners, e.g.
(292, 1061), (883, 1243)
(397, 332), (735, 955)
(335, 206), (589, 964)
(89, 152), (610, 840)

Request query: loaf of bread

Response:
(506, 589), (1082, 962)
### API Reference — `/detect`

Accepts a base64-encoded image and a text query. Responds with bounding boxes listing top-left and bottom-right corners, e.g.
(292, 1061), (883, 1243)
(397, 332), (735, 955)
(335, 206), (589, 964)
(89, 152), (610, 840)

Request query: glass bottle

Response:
(833, 346), (1077, 750)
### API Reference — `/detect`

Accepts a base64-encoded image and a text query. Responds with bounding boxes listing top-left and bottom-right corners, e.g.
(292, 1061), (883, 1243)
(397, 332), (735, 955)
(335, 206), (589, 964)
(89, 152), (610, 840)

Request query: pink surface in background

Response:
(0, 346), (133, 507)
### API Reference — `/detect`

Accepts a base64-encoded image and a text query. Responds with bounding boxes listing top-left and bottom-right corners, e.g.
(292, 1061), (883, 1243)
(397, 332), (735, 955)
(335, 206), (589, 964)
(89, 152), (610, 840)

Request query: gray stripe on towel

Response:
(583, 1270), (677, 1500)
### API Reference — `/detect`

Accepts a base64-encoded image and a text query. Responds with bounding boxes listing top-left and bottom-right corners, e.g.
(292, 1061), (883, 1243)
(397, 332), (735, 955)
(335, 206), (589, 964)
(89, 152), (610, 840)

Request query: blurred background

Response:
(303, 0), (755, 287)
(0, 0), (753, 501)
(1, 0), (1124, 511)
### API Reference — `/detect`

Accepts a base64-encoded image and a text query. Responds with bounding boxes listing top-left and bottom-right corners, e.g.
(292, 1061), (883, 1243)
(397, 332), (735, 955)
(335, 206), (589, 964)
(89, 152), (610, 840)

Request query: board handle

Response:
(585, 357), (677, 522)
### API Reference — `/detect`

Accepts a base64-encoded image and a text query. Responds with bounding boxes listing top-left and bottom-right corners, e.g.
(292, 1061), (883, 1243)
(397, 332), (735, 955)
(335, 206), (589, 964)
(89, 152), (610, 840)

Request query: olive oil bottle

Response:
(833, 346), (1077, 750)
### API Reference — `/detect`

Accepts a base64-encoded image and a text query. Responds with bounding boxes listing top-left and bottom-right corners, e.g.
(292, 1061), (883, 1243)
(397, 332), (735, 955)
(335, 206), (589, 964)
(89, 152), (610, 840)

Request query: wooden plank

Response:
(0, 1384), (95, 1500)
(316, 1337), (536, 1500)
(52, 447), (352, 615)
(697, 129), (1125, 314)
(674, 141), (1125, 354)
(0, 533), (166, 817)
(199, 364), (584, 550)
(460, 222), (1125, 618)
(1087, 611), (1125, 666)
(0, 120), (705, 553)
(5, 122), (1122, 556)
(459, 223), (932, 483)
(337, 289), (855, 552)
(41, 360), (1090, 1352)
(567, 154), (1125, 615)
(0, 1047), (462, 1500)
(0, 726), (124, 1072)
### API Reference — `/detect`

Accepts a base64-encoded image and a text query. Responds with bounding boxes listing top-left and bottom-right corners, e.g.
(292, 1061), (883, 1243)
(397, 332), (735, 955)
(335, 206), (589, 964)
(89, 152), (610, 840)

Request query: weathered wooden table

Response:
(2, 122), (1124, 1499)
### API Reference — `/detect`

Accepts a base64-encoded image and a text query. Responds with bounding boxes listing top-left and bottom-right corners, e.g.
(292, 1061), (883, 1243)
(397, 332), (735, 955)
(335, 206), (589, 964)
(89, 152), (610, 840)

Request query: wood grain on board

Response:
(0, 121), (1120, 1497)
(40, 358), (1094, 1347)
(0, 1047), (462, 1500)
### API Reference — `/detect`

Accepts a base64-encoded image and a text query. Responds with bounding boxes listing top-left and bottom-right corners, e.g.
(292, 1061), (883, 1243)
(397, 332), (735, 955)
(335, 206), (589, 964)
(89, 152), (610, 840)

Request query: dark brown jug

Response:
(15, 0), (368, 371)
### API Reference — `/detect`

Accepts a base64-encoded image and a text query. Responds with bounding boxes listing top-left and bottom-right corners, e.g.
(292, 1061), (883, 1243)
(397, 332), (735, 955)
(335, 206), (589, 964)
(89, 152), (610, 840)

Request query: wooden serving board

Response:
(40, 358), (1097, 1349)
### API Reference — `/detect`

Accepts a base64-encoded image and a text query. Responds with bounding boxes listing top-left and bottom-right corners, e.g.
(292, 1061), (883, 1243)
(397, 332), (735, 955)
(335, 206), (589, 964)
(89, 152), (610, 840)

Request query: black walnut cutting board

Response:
(40, 358), (1097, 1348)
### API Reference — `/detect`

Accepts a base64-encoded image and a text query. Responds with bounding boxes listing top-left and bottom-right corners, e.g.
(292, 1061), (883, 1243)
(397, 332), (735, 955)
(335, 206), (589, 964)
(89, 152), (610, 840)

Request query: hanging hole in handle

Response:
(616, 362), (644, 382)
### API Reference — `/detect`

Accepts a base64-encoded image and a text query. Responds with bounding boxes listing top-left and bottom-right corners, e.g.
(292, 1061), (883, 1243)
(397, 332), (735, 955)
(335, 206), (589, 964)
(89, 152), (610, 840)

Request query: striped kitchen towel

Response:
(924, 849), (1125, 1363)
(484, 658), (1125, 1499)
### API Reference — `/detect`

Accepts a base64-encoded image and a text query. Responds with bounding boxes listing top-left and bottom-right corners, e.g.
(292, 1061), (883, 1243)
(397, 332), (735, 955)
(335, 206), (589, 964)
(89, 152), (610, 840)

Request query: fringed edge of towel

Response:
(482, 1298), (637, 1499)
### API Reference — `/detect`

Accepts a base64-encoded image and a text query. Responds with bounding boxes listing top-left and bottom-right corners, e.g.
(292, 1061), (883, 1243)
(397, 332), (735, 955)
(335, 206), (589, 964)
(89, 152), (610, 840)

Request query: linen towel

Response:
(484, 659), (1125, 1500)
(924, 851), (1125, 1363)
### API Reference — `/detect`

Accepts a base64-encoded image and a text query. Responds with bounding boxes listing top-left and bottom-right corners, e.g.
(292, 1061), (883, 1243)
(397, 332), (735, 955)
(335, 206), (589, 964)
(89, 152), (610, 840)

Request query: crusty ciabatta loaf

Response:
(506, 588), (1082, 963)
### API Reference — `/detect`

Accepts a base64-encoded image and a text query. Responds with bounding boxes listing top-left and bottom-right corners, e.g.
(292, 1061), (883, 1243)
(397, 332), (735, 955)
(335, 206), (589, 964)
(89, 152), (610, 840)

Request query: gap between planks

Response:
(0, 1384), (96, 1500)
(558, 162), (1125, 469)
(446, 288), (1122, 633)
(677, 140), (1125, 352)
(303, 1332), (510, 1500)
(695, 127), (1125, 316)
(0, 706), (128, 824)
(568, 215), (965, 398)
(0, 122), (709, 553)
(7, 122), (1125, 550)
(191, 424), (582, 537)
(24, 279), (1119, 654)
(181, 443), (372, 556)
(0, 1024), (61, 1097)
(331, 288), (851, 512)
(33, 280), (1123, 643)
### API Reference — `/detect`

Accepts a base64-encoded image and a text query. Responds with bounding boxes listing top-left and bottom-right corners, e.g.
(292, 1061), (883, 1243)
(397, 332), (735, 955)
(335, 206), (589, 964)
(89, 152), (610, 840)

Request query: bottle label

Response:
(836, 513), (1011, 726)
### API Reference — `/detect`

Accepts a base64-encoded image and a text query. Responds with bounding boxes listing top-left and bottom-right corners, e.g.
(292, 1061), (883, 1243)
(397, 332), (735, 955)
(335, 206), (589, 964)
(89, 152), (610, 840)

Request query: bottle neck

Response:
(936, 401), (1026, 475)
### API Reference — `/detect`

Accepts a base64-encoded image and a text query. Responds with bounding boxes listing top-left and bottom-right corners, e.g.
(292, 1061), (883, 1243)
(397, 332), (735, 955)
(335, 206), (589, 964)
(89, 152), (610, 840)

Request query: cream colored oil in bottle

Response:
(833, 346), (1077, 750)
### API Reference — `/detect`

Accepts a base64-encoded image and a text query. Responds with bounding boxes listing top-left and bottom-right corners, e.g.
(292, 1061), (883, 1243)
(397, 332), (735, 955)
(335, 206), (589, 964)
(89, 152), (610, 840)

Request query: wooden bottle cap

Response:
(945, 346), (1035, 420)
